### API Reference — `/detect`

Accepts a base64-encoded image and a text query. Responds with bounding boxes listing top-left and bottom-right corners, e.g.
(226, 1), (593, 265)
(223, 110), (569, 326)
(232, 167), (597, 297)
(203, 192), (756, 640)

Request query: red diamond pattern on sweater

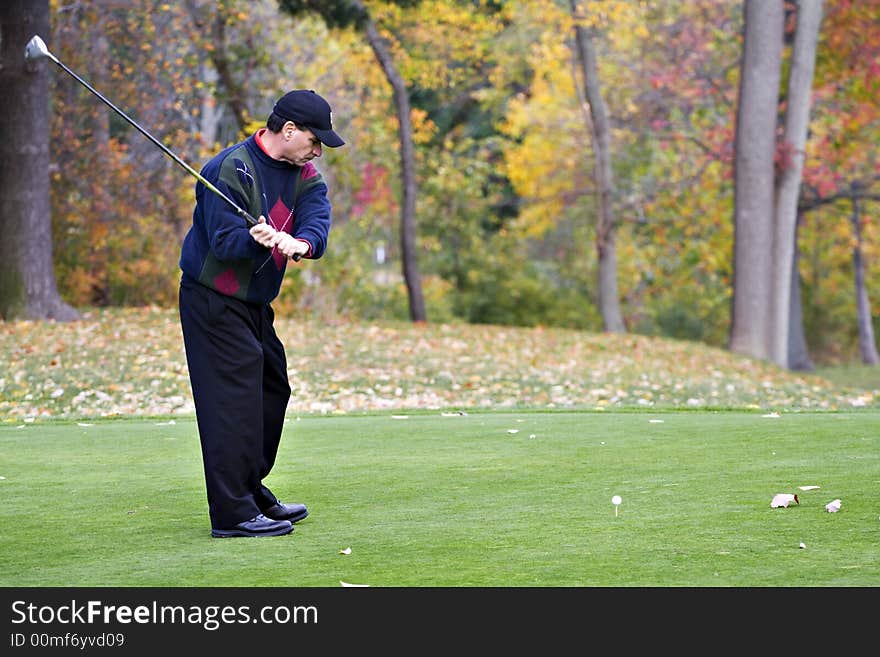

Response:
(268, 197), (293, 271)
(213, 268), (239, 296)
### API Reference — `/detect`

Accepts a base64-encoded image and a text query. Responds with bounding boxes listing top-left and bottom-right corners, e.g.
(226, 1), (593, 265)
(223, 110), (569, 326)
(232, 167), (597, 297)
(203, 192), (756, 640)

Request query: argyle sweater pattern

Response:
(179, 132), (331, 304)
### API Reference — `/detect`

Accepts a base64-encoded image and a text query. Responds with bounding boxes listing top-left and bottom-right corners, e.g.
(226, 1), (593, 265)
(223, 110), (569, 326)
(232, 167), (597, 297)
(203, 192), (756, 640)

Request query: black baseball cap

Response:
(273, 89), (345, 148)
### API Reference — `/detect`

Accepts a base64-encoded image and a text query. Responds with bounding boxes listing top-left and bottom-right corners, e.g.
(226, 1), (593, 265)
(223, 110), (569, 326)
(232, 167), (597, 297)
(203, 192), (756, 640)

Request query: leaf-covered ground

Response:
(1, 307), (876, 421)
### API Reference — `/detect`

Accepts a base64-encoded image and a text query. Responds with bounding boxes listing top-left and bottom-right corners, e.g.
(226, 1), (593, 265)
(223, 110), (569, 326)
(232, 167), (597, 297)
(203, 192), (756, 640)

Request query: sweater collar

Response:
(249, 129), (295, 169)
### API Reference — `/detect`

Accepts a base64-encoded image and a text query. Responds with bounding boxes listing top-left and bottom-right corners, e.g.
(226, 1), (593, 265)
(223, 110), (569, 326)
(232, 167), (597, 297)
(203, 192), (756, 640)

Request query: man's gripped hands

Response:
(249, 216), (308, 259)
(248, 216), (278, 248)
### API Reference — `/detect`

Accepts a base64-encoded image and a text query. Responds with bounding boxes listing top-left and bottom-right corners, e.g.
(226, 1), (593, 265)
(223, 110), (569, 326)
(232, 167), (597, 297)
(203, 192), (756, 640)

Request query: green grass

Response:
(817, 363), (880, 391)
(1, 410), (877, 587)
(2, 309), (877, 588)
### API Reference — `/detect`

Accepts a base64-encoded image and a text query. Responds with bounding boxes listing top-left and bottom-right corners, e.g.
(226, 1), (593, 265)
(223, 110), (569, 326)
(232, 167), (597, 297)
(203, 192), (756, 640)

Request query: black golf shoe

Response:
(211, 514), (293, 538)
(262, 502), (309, 523)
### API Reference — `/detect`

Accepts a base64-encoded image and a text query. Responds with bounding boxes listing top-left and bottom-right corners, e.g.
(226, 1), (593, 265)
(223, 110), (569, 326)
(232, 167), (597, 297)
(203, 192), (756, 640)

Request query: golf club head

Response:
(24, 35), (57, 63)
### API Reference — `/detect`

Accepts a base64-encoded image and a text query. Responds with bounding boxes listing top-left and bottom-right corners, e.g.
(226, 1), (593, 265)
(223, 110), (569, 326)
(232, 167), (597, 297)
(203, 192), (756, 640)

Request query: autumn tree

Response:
(626, 1), (742, 346)
(277, 0), (427, 322)
(386, 2), (536, 325)
(183, 0), (252, 134)
(49, 3), (208, 306)
(729, 0), (783, 362)
(16, 0), (877, 362)
(770, 0), (823, 367)
(730, 0), (823, 369)
(850, 192), (880, 364)
(798, 0), (880, 365)
(495, 0), (655, 332)
(47, 1), (298, 307)
(0, 0), (79, 321)
(570, 0), (625, 333)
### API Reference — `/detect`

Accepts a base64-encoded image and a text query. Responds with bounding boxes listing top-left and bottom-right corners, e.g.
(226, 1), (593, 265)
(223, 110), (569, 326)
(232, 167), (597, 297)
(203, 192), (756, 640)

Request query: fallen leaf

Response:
(339, 547), (352, 555)
(825, 499), (842, 513)
(771, 493), (799, 508)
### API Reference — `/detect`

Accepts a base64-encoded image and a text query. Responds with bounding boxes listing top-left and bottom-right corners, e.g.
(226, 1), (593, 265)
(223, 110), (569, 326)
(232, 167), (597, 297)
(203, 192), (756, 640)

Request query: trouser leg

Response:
(179, 281), (265, 529)
(255, 303), (292, 510)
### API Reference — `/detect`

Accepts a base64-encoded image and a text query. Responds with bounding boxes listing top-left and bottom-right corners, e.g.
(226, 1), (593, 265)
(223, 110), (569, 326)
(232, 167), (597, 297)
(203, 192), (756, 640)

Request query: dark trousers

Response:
(179, 278), (291, 529)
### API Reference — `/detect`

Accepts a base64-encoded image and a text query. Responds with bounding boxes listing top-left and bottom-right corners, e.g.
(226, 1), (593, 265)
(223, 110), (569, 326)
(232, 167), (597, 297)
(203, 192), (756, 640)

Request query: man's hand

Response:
(249, 215), (280, 248)
(275, 233), (310, 260)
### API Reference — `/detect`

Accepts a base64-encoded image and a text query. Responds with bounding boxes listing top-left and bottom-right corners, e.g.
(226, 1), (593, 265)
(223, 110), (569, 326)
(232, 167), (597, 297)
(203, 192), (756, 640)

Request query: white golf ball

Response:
(611, 495), (622, 505)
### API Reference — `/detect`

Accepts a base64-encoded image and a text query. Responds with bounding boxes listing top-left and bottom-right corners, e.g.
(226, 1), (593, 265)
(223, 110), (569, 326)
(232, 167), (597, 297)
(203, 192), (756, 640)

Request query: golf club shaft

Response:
(48, 58), (259, 229)
(31, 35), (303, 262)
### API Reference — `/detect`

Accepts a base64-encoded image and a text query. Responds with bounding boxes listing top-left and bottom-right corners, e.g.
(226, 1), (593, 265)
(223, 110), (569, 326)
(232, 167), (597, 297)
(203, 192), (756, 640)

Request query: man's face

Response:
(283, 123), (323, 166)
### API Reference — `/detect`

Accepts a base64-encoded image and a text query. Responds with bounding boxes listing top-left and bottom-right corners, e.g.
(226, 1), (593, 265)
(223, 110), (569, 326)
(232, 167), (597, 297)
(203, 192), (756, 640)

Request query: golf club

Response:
(25, 34), (301, 261)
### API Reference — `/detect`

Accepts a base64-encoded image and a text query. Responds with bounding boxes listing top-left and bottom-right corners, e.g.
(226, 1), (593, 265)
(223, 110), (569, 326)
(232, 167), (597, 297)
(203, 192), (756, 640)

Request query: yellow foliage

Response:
(409, 108), (437, 145)
(243, 119), (263, 136)
(65, 268), (99, 306)
(497, 2), (596, 238)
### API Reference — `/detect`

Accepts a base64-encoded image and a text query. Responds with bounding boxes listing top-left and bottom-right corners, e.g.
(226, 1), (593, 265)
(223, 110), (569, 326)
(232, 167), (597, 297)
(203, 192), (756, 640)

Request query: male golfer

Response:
(178, 90), (344, 537)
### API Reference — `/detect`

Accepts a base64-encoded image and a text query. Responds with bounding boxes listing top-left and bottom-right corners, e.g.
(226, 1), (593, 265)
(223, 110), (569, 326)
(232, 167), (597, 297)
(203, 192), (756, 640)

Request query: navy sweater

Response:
(179, 130), (331, 304)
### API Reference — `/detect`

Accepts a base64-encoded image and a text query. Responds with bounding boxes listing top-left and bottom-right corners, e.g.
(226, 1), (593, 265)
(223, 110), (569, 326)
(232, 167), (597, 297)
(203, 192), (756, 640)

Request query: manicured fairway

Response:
(0, 411), (877, 586)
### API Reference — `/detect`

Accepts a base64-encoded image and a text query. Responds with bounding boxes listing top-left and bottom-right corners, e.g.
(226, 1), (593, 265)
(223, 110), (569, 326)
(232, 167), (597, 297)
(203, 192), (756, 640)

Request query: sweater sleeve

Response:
(291, 163), (332, 260)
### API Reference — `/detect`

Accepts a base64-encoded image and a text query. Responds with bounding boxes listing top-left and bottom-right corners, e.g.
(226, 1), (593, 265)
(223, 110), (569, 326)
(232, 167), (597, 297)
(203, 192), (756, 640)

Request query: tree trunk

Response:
(0, 0), (79, 321)
(788, 216), (814, 371)
(274, 0), (426, 322)
(86, 20), (113, 305)
(209, 4), (250, 134)
(570, 0), (625, 333)
(729, 0), (783, 360)
(770, 0), (823, 368)
(363, 17), (426, 323)
(850, 195), (880, 365)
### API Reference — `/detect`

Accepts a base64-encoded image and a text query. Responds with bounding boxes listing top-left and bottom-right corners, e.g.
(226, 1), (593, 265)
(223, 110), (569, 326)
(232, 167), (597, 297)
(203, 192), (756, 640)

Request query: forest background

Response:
(3, 0), (879, 368)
